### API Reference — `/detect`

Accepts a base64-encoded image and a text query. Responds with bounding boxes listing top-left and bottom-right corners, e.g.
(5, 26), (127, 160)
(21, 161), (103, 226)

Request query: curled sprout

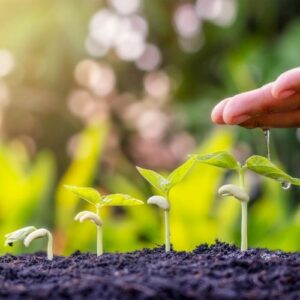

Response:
(5, 227), (53, 260)
(218, 184), (249, 203)
(147, 196), (170, 252)
(74, 211), (102, 226)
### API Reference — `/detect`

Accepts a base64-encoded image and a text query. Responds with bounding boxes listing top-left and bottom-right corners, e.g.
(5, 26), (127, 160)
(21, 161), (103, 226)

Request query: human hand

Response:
(211, 67), (300, 128)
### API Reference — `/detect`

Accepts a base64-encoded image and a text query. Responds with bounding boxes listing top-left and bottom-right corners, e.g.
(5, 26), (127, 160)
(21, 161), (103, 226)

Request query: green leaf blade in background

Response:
(64, 185), (101, 205)
(245, 155), (300, 186)
(195, 151), (240, 170)
(100, 194), (144, 206)
(167, 156), (196, 190)
(136, 167), (169, 193)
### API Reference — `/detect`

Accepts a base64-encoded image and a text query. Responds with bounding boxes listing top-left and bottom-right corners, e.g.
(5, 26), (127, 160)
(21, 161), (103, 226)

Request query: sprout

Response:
(195, 151), (300, 251)
(5, 227), (53, 260)
(137, 156), (196, 252)
(195, 151), (248, 251)
(64, 185), (143, 256)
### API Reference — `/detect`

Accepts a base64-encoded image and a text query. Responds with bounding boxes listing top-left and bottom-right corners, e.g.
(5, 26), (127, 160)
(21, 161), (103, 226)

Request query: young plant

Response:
(137, 156), (196, 252)
(194, 151), (300, 251)
(194, 151), (249, 251)
(64, 185), (144, 256)
(5, 226), (53, 260)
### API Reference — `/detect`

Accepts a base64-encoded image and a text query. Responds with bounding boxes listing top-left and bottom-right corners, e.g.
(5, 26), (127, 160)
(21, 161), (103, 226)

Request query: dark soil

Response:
(1, 241), (300, 300)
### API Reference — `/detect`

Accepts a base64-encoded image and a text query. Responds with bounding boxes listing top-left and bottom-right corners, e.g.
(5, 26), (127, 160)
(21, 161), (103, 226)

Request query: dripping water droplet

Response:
(281, 181), (291, 190)
(263, 128), (271, 160)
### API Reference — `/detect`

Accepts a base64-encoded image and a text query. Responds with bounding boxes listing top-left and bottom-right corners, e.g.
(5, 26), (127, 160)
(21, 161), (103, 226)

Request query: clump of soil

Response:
(1, 241), (300, 299)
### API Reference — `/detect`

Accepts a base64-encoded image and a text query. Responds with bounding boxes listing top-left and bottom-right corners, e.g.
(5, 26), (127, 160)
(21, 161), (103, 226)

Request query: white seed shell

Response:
(218, 184), (249, 203)
(74, 211), (102, 226)
(147, 195), (170, 210)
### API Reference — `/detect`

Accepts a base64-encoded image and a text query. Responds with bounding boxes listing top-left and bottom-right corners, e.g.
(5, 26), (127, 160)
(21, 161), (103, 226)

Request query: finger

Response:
(240, 108), (300, 128)
(272, 67), (300, 98)
(211, 98), (230, 124)
(223, 83), (300, 125)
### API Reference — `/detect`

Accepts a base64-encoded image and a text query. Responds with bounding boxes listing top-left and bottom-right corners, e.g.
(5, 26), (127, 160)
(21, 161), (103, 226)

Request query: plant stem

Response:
(238, 167), (248, 251)
(46, 231), (53, 260)
(164, 210), (170, 252)
(96, 206), (103, 256)
(241, 201), (248, 251)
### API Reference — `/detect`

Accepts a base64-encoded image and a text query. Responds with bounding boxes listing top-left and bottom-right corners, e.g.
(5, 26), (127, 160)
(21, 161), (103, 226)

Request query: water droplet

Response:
(262, 128), (271, 160)
(281, 181), (291, 190)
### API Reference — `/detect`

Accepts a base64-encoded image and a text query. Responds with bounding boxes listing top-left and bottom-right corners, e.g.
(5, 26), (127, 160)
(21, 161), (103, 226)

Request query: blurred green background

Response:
(1, 0), (300, 255)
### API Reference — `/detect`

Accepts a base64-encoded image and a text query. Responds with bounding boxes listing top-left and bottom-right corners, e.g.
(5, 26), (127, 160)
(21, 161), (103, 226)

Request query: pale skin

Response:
(211, 67), (300, 128)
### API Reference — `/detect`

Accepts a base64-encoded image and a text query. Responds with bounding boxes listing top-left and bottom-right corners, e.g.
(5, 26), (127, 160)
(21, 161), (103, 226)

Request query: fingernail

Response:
(232, 115), (250, 124)
(279, 90), (296, 98)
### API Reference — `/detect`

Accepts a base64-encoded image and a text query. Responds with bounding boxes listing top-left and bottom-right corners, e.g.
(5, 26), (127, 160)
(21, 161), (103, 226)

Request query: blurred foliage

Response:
(0, 0), (300, 254)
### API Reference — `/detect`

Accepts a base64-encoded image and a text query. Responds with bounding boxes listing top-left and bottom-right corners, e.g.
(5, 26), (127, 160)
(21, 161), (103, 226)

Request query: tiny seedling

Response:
(194, 151), (300, 251)
(5, 226), (53, 260)
(137, 156), (196, 252)
(64, 185), (144, 256)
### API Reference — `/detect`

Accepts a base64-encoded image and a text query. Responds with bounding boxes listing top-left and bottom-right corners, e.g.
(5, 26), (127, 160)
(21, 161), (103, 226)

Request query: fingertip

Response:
(222, 98), (251, 125)
(272, 68), (300, 98)
(211, 98), (230, 124)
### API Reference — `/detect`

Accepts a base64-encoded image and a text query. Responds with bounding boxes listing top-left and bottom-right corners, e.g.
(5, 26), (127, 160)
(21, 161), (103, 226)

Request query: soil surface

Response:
(0, 241), (300, 299)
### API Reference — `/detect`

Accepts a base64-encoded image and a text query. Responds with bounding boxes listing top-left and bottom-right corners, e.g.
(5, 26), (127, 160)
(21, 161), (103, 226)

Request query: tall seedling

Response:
(195, 151), (300, 251)
(194, 151), (249, 251)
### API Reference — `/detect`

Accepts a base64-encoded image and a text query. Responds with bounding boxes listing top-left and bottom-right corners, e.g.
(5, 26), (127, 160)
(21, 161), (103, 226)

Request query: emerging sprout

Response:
(137, 156), (196, 252)
(5, 226), (53, 260)
(64, 185), (143, 256)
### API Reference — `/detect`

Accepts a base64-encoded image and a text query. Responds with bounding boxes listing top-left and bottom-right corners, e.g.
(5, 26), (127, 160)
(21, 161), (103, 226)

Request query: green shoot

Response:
(195, 151), (248, 251)
(137, 156), (196, 252)
(64, 185), (144, 256)
(5, 226), (53, 260)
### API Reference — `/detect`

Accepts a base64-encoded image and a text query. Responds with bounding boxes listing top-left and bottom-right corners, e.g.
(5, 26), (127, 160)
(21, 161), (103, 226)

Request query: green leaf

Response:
(64, 185), (101, 205)
(195, 151), (240, 170)
(100, 194), (144, 206)
(136, 167), (169, 193)
(167, 156), (196, 189)
(245, 155), (300, 185)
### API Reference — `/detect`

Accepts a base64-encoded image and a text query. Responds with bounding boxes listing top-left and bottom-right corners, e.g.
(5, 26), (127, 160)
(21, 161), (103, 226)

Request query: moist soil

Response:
(0, 241), (300, 300)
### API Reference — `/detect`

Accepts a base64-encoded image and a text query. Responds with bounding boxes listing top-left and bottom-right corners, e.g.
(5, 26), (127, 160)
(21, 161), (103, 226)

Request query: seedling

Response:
(64, 185), (144, 256)
(194, 151), (249, 251)
(194, 151), (300, 251)
(137, 156), (196, 252)
(5, 226), (53, 260)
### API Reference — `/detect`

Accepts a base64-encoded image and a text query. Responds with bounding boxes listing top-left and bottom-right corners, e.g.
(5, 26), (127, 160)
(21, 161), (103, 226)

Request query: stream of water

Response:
(262, 129), (291, 190)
